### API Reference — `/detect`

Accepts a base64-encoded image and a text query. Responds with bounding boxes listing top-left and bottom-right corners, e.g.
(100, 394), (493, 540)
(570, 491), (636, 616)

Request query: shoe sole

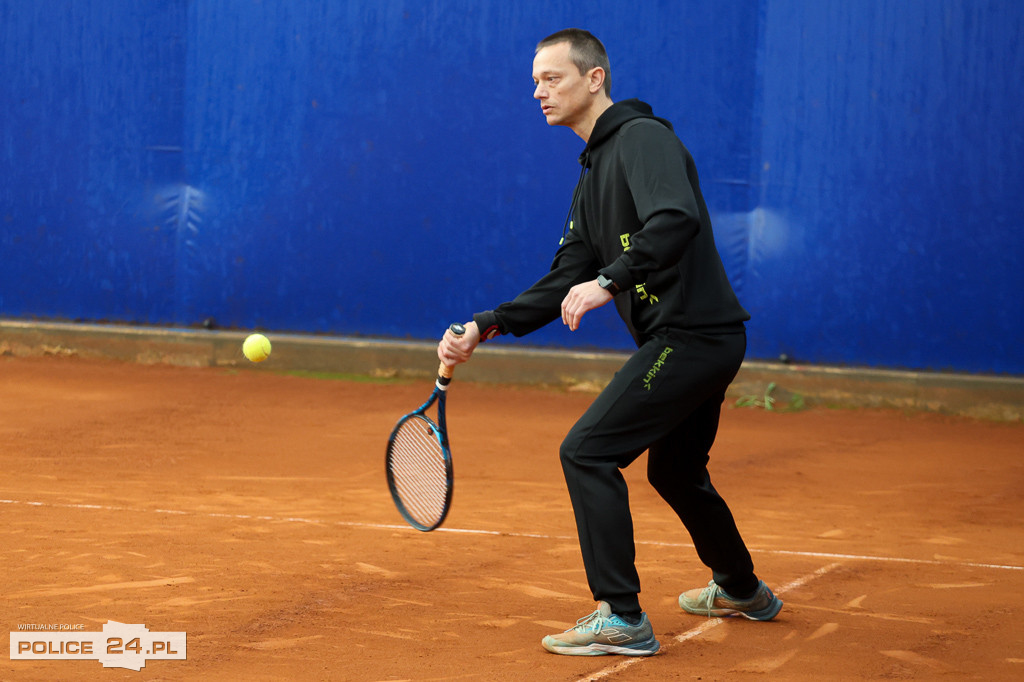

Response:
(542, 636), (661, 657)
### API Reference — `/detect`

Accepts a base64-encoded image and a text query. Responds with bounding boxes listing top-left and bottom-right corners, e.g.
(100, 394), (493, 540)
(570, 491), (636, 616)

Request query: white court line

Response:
(2, 497), (1022, 572)
(574, 563), (843, 682)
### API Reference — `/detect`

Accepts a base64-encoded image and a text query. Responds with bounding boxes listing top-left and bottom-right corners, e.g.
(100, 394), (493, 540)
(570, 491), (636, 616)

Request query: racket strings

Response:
(390, 417), (449, 526)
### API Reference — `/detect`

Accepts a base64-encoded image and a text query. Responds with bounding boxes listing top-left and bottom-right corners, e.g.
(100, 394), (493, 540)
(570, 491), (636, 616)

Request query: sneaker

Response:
(541, 602), (660, 656)
(679, 580), (783, 621)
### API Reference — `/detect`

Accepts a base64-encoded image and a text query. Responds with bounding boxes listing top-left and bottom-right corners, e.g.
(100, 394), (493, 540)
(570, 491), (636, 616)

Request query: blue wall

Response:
(2, 1), (1021, 375)
(752, 1), (1024, 372)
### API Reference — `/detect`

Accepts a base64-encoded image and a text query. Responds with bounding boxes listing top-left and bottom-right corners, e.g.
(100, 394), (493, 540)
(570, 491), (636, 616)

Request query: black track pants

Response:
(558, 329), (757, 615)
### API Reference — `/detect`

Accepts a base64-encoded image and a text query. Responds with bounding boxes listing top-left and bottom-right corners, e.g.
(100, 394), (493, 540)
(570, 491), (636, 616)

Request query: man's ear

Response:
(588, 67), (606, 94)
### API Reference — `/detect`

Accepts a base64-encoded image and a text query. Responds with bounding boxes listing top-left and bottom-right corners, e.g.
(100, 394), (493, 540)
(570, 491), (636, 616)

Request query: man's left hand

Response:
(561, 280), (614, 331)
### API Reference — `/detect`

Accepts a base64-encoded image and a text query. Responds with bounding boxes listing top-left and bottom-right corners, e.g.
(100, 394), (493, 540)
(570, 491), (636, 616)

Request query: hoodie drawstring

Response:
(559, 152), (590, 246)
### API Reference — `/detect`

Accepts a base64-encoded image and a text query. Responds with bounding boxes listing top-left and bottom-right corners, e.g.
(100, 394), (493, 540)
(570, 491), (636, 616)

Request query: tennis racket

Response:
(386, 323), (465, 531)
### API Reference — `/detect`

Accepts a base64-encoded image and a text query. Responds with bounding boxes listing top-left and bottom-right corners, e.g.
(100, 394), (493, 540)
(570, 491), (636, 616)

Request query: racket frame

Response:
(385, 377), (453, 531)
(385, 323), (464, 531)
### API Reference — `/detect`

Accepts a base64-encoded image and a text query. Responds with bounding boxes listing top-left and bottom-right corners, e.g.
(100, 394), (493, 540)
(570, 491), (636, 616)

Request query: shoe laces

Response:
(699, 581), (723, 616)
(569, 609), (607, 634)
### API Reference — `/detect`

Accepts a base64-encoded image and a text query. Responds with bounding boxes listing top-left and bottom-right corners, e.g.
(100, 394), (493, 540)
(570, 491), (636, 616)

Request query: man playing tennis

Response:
(438, 28), (781, 657)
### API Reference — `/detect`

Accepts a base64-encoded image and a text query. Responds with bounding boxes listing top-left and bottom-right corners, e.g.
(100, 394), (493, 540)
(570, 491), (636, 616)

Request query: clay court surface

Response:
(1, 355), (1022, 680)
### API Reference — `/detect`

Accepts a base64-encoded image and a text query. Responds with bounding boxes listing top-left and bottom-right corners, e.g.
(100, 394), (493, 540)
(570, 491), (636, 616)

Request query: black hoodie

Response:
(474, 99), (749, 346)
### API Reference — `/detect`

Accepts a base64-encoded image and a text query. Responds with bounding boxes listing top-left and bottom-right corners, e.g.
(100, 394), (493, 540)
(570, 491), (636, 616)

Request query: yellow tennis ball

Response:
(242, 333), (271, 363)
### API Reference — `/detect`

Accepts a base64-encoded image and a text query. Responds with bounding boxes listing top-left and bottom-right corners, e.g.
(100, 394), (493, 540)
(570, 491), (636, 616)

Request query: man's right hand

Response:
(438, 321), (481, 366)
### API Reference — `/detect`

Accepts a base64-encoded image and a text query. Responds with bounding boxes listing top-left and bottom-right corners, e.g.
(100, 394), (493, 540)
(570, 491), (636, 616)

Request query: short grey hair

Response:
(536, 28), (611, 96)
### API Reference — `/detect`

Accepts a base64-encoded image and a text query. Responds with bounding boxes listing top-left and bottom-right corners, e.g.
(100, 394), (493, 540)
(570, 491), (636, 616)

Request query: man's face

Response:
(532, 42), (593, 128)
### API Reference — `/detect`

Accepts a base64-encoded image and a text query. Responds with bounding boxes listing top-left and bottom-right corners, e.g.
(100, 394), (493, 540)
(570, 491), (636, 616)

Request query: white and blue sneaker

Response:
(541, 601), (660, 656)
(679, 579), (783, 621)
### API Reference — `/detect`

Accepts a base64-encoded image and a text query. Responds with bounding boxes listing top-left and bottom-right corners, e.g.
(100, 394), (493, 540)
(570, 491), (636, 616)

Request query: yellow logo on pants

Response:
(642, 347), (674, 391)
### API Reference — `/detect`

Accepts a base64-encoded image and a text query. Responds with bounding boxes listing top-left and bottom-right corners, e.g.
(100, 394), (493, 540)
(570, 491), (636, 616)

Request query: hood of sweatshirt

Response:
(579, 98), (673, 166)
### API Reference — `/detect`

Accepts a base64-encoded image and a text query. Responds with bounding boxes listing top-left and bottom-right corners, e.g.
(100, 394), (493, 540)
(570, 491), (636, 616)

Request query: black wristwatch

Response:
(597, 274), (621, 296)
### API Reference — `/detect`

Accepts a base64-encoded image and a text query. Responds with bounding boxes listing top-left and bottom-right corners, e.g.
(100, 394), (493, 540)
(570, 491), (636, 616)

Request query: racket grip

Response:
(438, 323), (467, 382)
